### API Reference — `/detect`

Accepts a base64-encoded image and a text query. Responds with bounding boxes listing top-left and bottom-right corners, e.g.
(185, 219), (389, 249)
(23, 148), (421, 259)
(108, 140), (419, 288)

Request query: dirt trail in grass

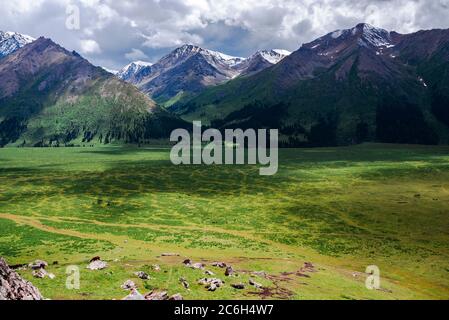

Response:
(2, 212), (446, 299)
(0, 212), (312, 261)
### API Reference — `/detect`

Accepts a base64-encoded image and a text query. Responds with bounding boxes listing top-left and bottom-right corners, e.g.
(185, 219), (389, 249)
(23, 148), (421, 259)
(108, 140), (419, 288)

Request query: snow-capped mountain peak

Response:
(118, 45), (292, 100)
(117, 60), (153, 81)
(170, 44), (245, 67)
(325, 23), (393, 48)
(257, 49), (291, 64)
(133, 60), (153, 67)
(355, 23), (393, 48)
(306, 23), (395, 56)
(0, 31), (35, 58)
(273, 49), (291, 56)
(204, 49), (245, 67)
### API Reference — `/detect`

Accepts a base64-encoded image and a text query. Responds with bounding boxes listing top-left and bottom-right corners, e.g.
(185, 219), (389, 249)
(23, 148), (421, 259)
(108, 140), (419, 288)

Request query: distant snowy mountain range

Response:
(1, 23), (449, 147)
(0, 30), (290, 105)
(0, 30), (290, 94)
(0, 29), (290, 108)
(116, 45), (290, 104)
(0, 31), (35, 58)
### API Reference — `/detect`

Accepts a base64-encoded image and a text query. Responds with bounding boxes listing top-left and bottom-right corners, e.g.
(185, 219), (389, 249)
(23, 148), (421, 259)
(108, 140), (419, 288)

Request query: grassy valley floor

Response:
(0, 144), (448, 300)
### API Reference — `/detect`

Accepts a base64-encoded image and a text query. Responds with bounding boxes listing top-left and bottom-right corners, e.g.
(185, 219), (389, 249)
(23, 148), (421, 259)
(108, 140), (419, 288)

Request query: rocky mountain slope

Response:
(119, 45), (289, 105)
(176, 23), (449, 146)
(0, 257), (43, 300)
(235, 49), (290, 76)
(0, 37), (187, 147)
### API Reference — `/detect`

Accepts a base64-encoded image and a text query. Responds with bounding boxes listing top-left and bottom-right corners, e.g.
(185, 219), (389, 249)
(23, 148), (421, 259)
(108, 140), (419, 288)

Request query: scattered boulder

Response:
(191, 263), (205, 270)
(152, 264), (161, 272)
(179, 277), (189, 289)
(145, 290), (169, 300)
(28, 260), (48, 270)
(231, 283), (245, 290)
(87, 259), (107, 271)
(89, 256), (101, 263)
(169, 293), (183, 300)
(122, 289), (145, 300)
(0, 257), (43, 300)
(208, 283), (218, 291)
(32, 268), (55, 280)
(249, 278), (263, 289)
(121, 280), (137, 290)
(134, 271), (150, 280)
(31, 269), (43, 279)
(184, 259), (205, 270)
(198, 278), (224, 291)
(211, 262), (227, 268)
(225, 266), (234, 276)
(251, 271), (267, 278)
(205, 270), (215, 276)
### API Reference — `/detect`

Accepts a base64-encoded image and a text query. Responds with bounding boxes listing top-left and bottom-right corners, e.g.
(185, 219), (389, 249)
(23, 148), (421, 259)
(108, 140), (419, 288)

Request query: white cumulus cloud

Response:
(124, 48), (149, 61)
(1, 0), (449, 69)
(80, 39), (101, 54)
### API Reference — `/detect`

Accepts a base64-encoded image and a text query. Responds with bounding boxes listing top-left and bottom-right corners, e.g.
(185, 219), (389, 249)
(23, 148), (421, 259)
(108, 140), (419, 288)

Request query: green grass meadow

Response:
(0, 144), (448, 300)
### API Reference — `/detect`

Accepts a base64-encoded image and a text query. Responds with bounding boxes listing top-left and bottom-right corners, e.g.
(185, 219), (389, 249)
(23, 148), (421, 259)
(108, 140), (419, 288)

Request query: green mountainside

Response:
(174, 24), (449, 147)
(0, 37), (187, 147)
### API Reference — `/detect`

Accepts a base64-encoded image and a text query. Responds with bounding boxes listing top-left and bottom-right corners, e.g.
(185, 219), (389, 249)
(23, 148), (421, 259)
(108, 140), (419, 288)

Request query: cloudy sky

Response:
(2, 0), (449, 70)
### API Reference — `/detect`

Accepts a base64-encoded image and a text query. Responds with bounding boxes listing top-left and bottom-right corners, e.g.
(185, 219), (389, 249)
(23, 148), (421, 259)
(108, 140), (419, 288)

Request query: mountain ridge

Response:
(175, 23), (449, 146)
(118, 44), (290, 105)
(0, 37), (187, 147)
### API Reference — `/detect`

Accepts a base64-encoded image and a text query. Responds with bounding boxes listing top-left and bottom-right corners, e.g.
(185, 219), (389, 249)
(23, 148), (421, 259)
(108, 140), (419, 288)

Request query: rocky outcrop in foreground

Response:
(0, 257), (43, 300)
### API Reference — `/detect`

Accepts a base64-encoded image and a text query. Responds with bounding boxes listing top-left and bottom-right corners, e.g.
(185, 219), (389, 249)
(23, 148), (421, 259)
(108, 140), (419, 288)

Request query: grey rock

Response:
(121, 280), (137, 290)
(32, 268), (55, 279)
(169, 293), (184, 300)
(225, 266), (234, 276)
(208, 283), (218, 291)
(231, 283), (245, 290)
(134, 271), (150, 280)
(191, 263), (205, 270)
(198, 278), (224, 291)
(152, 264), (161, 271)
(251, 271), (267, 278)
(0, 257), (43, 300)
(87, 259), (107, 270)
(249, 278), (263, 289)
(145, 290), (169, 300)
(211, 262), (227, 268)
(122, 289), (145, 300)
(28, 260), (48, 270)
